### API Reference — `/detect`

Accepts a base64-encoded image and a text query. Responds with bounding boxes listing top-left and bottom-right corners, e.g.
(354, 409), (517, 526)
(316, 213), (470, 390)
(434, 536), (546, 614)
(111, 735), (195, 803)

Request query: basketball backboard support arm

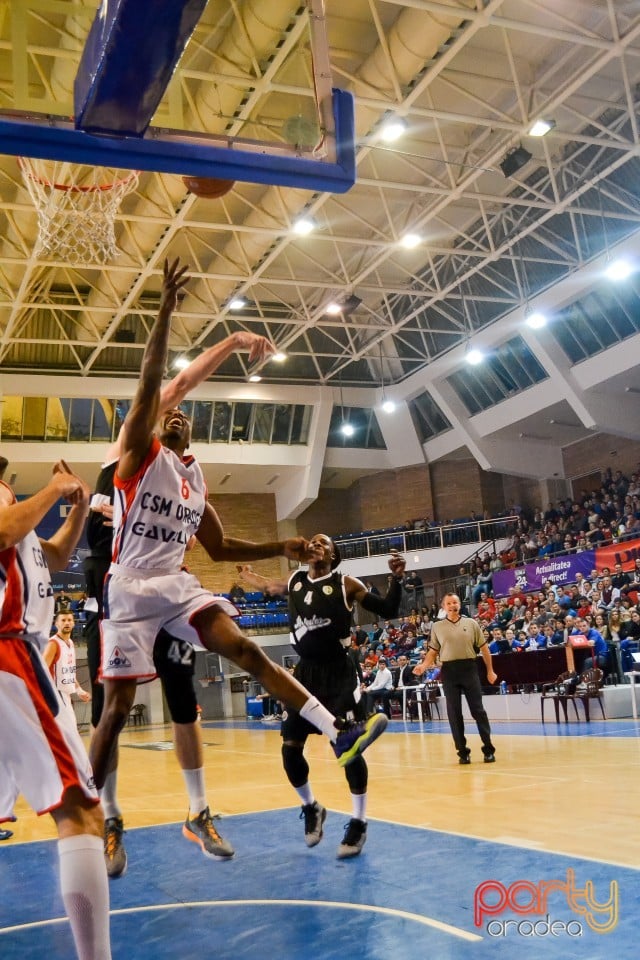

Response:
(0, 88), (355, 193)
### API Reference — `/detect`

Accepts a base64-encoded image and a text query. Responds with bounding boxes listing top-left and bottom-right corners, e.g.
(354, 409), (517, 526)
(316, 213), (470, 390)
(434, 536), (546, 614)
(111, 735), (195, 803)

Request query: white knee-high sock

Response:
(181, 767), (208, 818)
(294, 783), (315, 806)
(99, 770), (120, 821)
(352, 792), (367, 822)
(299, 696), (338, 742)
(58, 834), (112, 960)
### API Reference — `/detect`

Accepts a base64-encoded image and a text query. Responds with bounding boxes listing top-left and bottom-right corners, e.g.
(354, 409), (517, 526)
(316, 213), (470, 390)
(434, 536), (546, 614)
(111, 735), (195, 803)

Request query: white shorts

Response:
(0, 638), (98, 821)
(101, 567), (238, 680)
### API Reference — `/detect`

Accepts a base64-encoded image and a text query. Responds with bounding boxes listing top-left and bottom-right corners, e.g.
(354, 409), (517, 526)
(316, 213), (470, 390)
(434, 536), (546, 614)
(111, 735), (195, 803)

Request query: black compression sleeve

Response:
(359, 576), (402, 619)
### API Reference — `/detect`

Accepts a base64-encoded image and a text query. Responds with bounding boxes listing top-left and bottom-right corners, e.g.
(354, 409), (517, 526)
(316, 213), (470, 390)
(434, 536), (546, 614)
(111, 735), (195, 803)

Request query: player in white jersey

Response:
(90, 259), (388, 834)
(89, 330), (280, 878)
(0, 464), (112, 960)
(44, 610), (90, 721)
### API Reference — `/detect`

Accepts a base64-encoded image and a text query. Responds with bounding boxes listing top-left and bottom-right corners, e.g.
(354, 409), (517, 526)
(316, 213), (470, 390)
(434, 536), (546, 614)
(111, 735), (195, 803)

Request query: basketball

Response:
(182, 175), (235, 198)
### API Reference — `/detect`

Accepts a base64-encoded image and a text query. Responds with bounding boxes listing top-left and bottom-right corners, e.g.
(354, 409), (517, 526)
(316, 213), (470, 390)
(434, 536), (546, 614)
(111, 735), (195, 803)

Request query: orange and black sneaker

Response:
(104, 816), (127, 878)
(182, 807), (235, 859)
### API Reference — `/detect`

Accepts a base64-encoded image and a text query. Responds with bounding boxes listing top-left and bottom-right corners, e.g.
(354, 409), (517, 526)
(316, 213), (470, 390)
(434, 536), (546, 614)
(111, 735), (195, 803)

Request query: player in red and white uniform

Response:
(0, 464), (112, 960)
(44, 610), (90, 720)
(90, 259), (388, 831)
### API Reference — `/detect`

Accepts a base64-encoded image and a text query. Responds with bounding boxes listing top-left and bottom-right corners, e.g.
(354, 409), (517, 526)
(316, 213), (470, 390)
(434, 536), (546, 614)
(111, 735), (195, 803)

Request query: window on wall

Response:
(552, 278), (640, 363)
(408, 391), (451, 442)
(92, 400), (114, 441)
(1, 396), (23, 439)
(191, 401), (213, 442)
(327, 406), (386, 449)
(0, 395), (313, 446)
(447, 336), (548, 416)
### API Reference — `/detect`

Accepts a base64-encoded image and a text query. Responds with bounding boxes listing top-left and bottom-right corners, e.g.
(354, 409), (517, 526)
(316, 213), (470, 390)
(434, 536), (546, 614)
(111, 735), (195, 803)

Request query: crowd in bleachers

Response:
(350, 464), (640, 708)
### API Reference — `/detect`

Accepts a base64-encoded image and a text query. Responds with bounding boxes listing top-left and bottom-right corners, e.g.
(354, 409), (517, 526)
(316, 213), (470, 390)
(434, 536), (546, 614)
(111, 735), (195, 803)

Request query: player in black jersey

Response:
(239, 534), (405, 858)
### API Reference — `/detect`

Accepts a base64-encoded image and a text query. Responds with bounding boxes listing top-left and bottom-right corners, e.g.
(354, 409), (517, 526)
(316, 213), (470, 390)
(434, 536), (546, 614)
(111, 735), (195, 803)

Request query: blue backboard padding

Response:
(74, 0), (208, 137)
(2, 89), (355, 192)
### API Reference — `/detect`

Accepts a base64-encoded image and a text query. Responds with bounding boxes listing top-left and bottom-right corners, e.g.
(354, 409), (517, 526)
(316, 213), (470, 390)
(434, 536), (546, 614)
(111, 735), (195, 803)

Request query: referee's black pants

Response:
(441, 659), (494, 758)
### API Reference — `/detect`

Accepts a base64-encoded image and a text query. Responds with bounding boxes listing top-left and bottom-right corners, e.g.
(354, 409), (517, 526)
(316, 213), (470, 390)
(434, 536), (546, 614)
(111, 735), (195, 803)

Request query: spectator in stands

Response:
(476, 593), (496, 624)
(620, 609), (640, 642)
(502, 627), (524, 651)
(228, 581), (246, 604)
(369, 622), (384, 645)
(574, 572), (591, 597)
(403, 570), (424, 608)
(573, 616), (608, 673)
(363, 657), (394, 718)
(598, 576), (621, 611)
(488, 627), (509, 655)
(471, 563), (493, 606)
(352, 624), (369, 646)
(54, 590), (72, 613)
(365, 580), (380, 596)
(524, 622), (544, 650)
(611, 563), (631, 594)
(543, 622), (564, 647)
(625, 559), (640, 597)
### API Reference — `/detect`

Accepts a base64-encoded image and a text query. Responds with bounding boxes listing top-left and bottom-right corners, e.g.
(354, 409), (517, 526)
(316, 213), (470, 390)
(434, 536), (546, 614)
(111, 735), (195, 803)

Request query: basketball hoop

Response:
(18, 157), (139, 265)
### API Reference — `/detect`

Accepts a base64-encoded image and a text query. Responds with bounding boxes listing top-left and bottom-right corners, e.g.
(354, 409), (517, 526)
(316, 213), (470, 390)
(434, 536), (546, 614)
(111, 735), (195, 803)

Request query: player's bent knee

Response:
(282, 742), (309, 786)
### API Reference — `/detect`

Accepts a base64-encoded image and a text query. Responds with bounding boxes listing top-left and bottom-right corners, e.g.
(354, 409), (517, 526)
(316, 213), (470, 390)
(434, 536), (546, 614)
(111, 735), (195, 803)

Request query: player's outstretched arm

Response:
(160, 331), (275, 411)
(0, 462), (86, 554)
(237, 563), (289, 597)
(346, 550), (406, 618)
(118, 258), (189, 480)
(196, 503), (309, 563)
(41, 461), (91, 573)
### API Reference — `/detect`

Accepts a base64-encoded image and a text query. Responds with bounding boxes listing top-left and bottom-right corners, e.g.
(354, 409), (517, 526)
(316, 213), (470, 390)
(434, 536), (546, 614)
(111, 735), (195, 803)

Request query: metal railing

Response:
(334, 516), (519, 560)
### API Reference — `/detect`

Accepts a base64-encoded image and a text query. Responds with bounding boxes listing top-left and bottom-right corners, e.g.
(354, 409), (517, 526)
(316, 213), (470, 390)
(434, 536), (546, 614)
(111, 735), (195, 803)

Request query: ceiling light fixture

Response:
(605, 258), (633, 281)
(341, 422), (355, 437)
(271, 351), (286, 363)
(466, 346), (484, 365)
(293, 216), (315, 236)
(499, 145), (532, 178)
(528, 119), (555, 137)
(400, 232), (421, 249)
(325, 294), (362, 316)
(380, 116), (407, 143)
(525, 310), (547, 330)
(174, 356), (191, 369)
(249, 374), (262, 383)
(229, 297), (246, 310)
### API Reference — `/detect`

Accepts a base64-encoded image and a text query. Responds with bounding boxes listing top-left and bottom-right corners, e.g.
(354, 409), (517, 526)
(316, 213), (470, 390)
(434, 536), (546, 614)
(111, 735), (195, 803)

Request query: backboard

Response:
(0, 0), (354, 193)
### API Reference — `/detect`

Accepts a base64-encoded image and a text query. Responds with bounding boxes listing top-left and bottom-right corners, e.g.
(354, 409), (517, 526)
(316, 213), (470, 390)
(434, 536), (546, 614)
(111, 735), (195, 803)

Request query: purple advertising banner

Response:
(492, 551), (596, 597)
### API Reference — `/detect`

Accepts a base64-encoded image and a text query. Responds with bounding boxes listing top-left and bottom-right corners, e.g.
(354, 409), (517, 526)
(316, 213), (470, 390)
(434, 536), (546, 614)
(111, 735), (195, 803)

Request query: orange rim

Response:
(17, 157), (139, 193)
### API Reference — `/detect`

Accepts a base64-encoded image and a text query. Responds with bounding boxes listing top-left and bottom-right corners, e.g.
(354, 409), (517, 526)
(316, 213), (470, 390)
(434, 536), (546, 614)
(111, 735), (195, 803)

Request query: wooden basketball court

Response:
(1, 716), (638, 959)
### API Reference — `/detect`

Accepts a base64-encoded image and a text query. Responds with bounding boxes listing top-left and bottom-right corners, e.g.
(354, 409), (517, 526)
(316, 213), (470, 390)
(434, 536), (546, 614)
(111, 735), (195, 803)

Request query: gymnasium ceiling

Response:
(1, 0), (640, 501)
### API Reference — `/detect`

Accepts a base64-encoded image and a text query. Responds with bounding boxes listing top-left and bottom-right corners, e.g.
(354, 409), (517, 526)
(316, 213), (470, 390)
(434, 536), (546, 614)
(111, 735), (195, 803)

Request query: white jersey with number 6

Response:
(112, 437), (206, 572)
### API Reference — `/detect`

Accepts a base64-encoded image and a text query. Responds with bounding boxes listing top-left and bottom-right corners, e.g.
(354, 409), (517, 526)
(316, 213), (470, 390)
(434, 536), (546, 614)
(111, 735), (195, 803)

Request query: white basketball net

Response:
(18, 158), (139, 265)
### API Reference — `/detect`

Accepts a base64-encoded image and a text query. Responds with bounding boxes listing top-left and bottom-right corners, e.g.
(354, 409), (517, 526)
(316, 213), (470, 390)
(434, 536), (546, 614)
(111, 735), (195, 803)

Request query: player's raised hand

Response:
(388, 549), (406, 578)
(233, 331), (276, 364)
(283, 537), (312, 562)
(161, 257), (190, 311)
(51, 460), (90, 505)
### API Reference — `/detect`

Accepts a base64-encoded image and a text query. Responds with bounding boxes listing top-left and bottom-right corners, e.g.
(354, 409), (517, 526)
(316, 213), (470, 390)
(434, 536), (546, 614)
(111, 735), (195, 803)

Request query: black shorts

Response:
(153, 630), (197, 724)
(281, 655), (364, 741)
